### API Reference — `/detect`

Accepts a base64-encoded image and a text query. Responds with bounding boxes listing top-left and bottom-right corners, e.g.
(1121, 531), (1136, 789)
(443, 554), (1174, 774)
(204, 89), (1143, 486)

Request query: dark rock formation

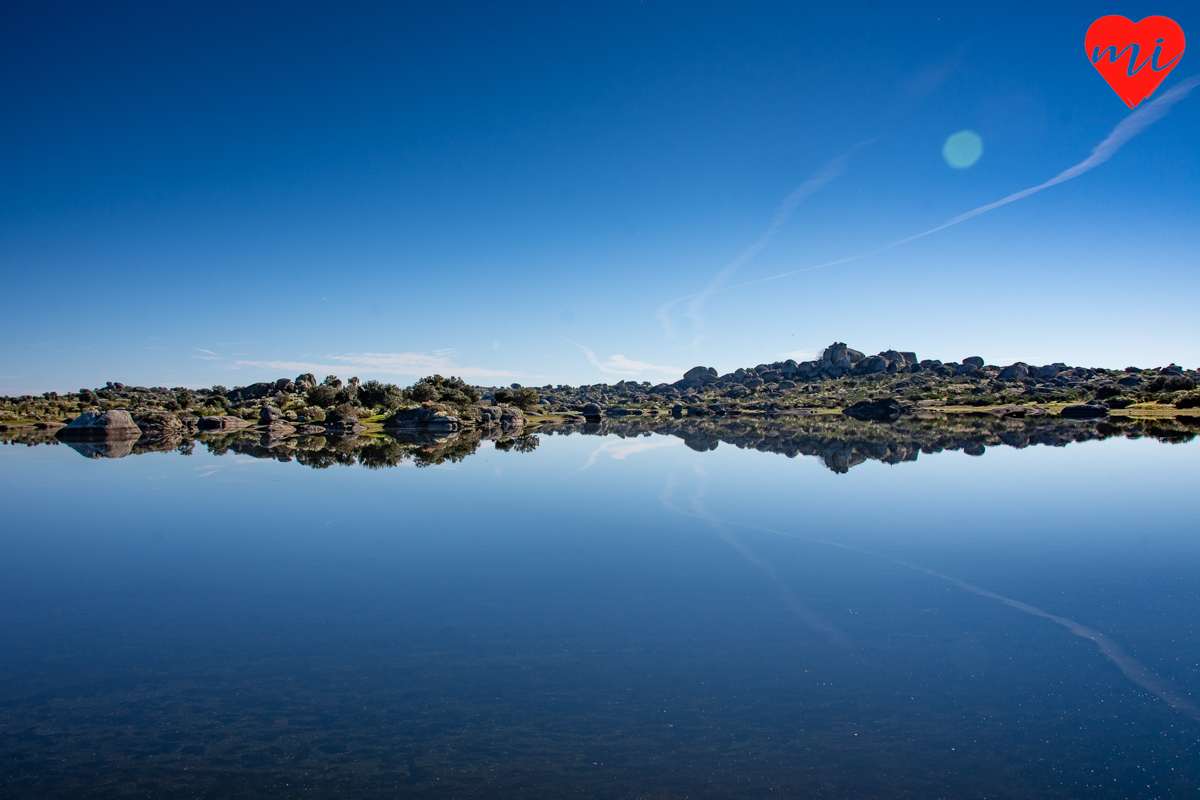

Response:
(385, 405), (460, 432)
(998, 364), (1030, 381)
(323, 418), (365, 436)
(1060, 404), (1108, 419)
(683, 366), (718, 382)
(226, 382), (277, 403)
(843, 398), (903, 422)
(471, 405), (526, 428)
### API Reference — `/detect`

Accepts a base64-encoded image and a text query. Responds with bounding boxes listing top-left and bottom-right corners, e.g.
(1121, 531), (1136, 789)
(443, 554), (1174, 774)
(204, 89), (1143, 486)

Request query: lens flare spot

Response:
(942, 130), (983, 169)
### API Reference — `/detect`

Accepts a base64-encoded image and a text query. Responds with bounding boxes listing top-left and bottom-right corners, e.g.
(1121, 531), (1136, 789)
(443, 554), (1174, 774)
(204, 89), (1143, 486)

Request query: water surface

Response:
(1, 424), (1197, 798)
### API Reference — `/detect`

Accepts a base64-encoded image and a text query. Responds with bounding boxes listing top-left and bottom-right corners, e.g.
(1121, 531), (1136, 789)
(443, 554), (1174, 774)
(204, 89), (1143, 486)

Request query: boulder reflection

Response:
(5, 413), (1197, 472)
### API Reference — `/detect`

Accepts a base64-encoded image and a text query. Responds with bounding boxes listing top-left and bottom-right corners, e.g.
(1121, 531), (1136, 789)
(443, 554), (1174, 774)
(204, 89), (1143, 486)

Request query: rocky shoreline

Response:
(2, 343), (1197, 447)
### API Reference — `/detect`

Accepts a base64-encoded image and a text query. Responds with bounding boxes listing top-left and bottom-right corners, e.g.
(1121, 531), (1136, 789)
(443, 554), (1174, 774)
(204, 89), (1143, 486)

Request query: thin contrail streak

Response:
(659, 478), (1199, 719)
(749, 522), (1200, 719)
(664, 471), (853, 649)
(664, 74), (1200, 310)
(904, 562), (1200, 718)
(657, 142), (871, 341)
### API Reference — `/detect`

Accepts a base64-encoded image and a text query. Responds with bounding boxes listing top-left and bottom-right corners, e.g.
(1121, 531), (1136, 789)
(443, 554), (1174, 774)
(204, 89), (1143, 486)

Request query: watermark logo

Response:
(1086, 15), (1185, 108)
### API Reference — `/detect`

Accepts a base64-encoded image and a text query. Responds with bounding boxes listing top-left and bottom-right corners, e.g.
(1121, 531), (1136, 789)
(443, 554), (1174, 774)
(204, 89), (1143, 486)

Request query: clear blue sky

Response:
(2, 1), (1197, 394)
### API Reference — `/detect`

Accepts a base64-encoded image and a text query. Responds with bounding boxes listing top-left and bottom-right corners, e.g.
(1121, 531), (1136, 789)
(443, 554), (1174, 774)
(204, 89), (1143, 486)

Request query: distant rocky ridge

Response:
(1, 342), (1197, 444)
(478, 341), (1198, 422)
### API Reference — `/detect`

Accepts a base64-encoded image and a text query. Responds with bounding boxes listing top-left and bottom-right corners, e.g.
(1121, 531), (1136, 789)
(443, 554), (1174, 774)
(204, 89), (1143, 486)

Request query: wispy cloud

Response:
(578, 438), (682, 471)
(571, 342), (682, 376)
(195, 348), (218, 355)
(776, 348), (818, 362)
(888, 74), (1200, 248)
(657, 143), (871, 346)
(678, 74), (1200, 302)
(234, 350), (527, 380)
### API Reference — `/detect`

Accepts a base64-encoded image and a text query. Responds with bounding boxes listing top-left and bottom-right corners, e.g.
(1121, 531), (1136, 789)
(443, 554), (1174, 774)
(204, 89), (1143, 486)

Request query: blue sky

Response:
(1, 1), (1197, 394)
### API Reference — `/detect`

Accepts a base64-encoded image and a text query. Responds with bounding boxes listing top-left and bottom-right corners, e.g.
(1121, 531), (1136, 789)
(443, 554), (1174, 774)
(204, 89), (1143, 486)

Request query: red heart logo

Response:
(1086, 15), (1185, 108)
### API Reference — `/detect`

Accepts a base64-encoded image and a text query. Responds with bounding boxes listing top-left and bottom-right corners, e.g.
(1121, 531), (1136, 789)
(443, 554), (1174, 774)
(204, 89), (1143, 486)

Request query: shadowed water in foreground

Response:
(1, 420), (1197, 798)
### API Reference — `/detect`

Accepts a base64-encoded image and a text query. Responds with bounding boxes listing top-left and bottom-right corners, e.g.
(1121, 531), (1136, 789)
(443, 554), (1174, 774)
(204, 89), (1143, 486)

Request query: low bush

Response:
(406, 375), (480, 409)
(359, 380), (405, 411)
(307, 385), (338, 408)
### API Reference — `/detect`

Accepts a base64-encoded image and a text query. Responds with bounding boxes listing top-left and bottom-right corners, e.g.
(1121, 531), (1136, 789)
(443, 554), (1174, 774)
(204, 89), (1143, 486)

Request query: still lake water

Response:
(1, 427), (1198, 798)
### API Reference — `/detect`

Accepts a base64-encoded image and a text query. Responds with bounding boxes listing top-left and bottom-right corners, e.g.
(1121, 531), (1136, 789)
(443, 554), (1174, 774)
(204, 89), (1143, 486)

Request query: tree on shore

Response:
(406, 375), (479, 409)
(494, 386), (540, 411)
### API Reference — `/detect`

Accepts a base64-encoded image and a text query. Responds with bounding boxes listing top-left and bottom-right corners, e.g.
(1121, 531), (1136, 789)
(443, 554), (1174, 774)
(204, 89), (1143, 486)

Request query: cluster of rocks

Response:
(6, 343), (1200, 444)
(475, 341), (1198, 421)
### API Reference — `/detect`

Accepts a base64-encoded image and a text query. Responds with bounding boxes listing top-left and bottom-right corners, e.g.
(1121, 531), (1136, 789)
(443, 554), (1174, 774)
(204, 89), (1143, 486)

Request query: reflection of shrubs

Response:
(495, 433), (540, 453)
(406, 375), (480, 409)
(356, 439), (408, 469)
(307, 385), (338, 408)
(411, 434), (480, 467)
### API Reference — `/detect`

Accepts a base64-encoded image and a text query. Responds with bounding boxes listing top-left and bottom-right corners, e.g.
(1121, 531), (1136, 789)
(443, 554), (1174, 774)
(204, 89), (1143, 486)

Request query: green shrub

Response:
(405, 375), (480, 409)
(327, 402), (360, 421)
(307, 385), (338, 408)
(512, 387), (540, 410)
(359, 380), (405, 411)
